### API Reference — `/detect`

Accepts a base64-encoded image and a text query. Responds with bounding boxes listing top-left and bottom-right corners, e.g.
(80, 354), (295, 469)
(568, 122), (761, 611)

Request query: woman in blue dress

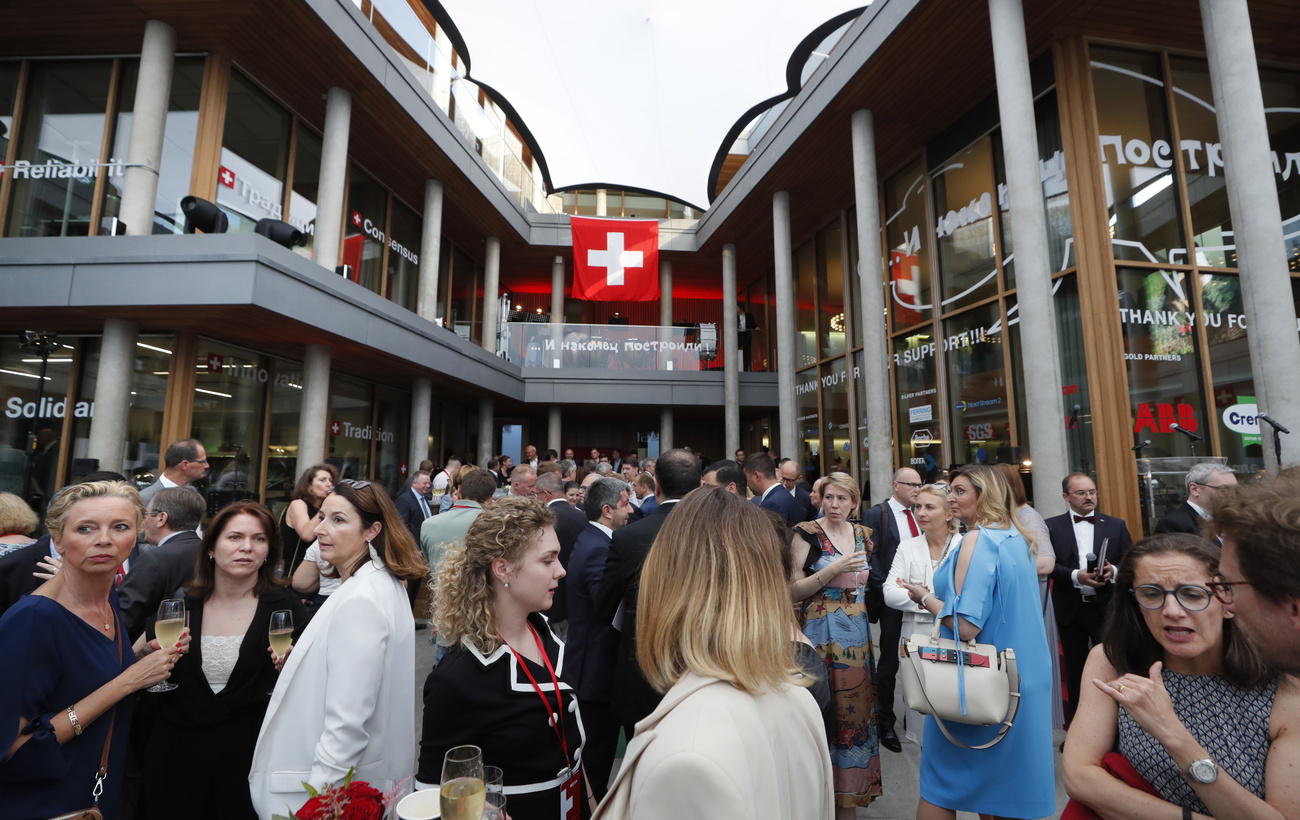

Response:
(898, 465), (1054, 819)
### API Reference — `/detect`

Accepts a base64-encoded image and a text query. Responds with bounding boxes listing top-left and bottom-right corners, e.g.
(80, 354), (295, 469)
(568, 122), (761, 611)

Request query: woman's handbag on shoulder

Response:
(898, 541), (1021, 749)
(45, 623), (123, 820)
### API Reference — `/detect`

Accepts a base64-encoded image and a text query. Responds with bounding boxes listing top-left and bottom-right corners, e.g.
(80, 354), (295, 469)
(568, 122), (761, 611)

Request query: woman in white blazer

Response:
(883, 484), (960, 745)
(594, 487), (834, 820)
(249, 479), (428, 819)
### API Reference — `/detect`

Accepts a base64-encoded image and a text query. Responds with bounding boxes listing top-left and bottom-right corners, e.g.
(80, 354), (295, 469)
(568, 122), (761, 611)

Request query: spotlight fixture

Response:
(254, 218), (305, 249)
(180, 196), (229, 234)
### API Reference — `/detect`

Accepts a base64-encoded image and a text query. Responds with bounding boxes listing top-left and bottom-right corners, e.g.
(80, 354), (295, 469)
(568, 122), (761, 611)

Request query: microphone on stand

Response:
(1131, 439), (1152, 454)
(1260, 414), (1292, 435)
(1170, 423), (1203, 441)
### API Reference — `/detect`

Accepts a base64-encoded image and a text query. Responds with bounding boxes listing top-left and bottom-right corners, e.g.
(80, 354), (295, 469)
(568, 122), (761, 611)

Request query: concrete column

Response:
(548, 405), (562, 455)
(850, 110), (895, 500)
(477, 397), (494, 467)
(118, 20), (176, 236)
(314, 87), (352, 270)
(482, 236), (501, 354)
(989, 0), (1069, 514)
(660, 407), (674, 452)
(596, 188), (608, 217)
(549, 255), (565, 366)
(722, 244), (741, 458)
(772, 191), (799, 462)
(1201, 0), (1300, 470)
(296, 344), (331, 473)
(417, 180), (444, 323)
(659, 259), (673, 326)
(410, 377), (432, 471)
(86, 319), (139, 472)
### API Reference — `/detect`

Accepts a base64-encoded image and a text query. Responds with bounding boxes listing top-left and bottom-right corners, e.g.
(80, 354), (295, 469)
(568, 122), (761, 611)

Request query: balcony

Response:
(501, 322), (721, 371)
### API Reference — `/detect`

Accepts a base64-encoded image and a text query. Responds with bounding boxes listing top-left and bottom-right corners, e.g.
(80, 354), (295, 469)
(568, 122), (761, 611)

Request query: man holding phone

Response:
(1046, 472), (1133, 724)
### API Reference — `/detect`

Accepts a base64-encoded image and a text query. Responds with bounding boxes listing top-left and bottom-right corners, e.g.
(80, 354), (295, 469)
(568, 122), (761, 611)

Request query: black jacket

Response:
(1046, 511), (1134, 625)
(118, 530), (202, 639)
(545, 498), (588, 624)
(564, 523), (617, 703)
(393, 487), (430, 546)
(0, 538), (48, 618)
(1154, 501), (1204, 536)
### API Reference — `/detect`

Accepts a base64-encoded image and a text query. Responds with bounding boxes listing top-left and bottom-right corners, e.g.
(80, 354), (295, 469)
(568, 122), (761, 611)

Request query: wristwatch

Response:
(1187, 757), (1218, 784)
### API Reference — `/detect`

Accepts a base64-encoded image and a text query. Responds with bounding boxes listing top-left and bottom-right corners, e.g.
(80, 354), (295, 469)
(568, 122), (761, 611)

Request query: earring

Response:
(208, 554), (215, 561)
(504, 581), (510, 588)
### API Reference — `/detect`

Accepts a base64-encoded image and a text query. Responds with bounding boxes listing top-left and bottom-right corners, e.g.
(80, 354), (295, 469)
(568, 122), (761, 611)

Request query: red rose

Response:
(340, 796), (384, 820)
(295, 795), (327, 819)
(345, 781), (384, 802)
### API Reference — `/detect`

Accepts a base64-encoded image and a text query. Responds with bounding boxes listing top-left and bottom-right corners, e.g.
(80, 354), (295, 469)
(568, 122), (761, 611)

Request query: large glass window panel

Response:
(794, 370), (821, 475)
(264, 357), (303, 515)
(1199, 274), (1262, 473)
(342, 165), (387, 296)
(328, 374), (372, 480)
(885, 159), (935, 330)
(0, 336), (76, 505)
(795, 240), (817, 367)
(288, 126), (322, 260)
(945, 302), (1011, 465)
(5, 60), (113, 237)
(99, 57), (202, 234)
(933, 137), (999, 309)
(189, 340), (267, 511)
(1117, 268), (1206, 458)
(385, 198), (421, 312)
(217, 71), (290, 234)
(1000, 90), (1074, 286)
(373, 386), (410, 496)
(1091, 48), (1183, 263)
(820, 359), (851, 475)
(1, 63), (19, 171)
(892, 331), (942, 482)
(818, 222), (846, 360)
(448, 247), (478, 342)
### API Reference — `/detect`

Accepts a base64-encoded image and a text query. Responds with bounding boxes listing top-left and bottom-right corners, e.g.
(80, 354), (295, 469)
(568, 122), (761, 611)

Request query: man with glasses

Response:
(139, 438), (209, 504)
(1207, 478), (1300, 674)
(860, 467), (924, 753)
(777, 458), (815, 522)
(1155, 462), (1238, 535)
(1046, 472), (1133, 724)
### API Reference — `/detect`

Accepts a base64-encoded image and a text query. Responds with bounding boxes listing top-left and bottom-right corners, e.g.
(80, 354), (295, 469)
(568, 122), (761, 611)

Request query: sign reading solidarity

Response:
(570, 216), (660, 301)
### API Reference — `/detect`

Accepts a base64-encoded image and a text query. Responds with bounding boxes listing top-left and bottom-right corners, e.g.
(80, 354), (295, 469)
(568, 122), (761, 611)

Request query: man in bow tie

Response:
(1046, 472), (1134, 724)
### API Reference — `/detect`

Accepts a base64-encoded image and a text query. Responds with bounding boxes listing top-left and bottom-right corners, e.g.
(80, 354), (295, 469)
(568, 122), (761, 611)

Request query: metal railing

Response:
(501, 322), (721, 371)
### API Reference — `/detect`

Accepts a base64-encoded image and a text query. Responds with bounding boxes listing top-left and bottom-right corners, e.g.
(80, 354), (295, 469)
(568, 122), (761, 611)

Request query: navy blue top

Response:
(0, 593), (137, 820)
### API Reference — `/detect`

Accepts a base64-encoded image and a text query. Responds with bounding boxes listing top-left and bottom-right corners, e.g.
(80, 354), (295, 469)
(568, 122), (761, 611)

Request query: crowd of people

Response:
(1, 437), (1299, 820)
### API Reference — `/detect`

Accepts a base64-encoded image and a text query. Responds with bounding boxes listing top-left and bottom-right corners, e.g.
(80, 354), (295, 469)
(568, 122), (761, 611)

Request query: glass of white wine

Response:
(149, 598), (186, 693)
(440, 745), (485, 820)
(268, 609), (294, 661)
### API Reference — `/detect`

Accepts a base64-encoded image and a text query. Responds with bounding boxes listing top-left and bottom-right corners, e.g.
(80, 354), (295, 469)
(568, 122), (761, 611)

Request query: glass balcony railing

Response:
(501, 322), (723, 371)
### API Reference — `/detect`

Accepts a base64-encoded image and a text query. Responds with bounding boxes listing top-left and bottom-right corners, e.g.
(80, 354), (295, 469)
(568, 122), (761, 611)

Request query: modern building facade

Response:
(3, 0), (1298, 533)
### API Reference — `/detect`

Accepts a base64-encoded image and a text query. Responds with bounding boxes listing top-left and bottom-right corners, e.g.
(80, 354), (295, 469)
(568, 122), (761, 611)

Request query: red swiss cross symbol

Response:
(351, 210), (363, 228)
(206, 353), (223, 374)
(218, 166), (236, 188)
(330, 420), (341, 436)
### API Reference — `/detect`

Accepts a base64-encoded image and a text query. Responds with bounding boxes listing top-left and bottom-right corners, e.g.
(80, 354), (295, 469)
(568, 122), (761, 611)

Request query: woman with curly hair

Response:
(416, 495), (588, 819)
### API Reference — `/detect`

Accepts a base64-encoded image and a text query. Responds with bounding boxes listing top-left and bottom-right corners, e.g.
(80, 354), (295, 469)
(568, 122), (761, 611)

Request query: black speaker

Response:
(180, 196), (229, 234)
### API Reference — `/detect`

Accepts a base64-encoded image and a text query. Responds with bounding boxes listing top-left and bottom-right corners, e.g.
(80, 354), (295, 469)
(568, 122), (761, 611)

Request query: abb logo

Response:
(1133, 402), (1198, 434)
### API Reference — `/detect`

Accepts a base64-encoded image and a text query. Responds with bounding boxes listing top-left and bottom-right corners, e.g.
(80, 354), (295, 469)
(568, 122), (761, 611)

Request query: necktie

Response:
(1073, 515), (1094, 524)
(115, 565), (126, 587)
(418, 493), (432, 519)
(904, 508), (920, 538)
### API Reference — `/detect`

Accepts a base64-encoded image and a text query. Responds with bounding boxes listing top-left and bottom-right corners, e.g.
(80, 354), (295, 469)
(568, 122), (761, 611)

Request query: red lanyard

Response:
(504, 624), (570, 766)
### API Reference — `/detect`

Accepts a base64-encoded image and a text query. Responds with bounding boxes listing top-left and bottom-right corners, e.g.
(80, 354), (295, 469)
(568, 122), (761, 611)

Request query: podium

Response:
(1136, 456), (1228, 535)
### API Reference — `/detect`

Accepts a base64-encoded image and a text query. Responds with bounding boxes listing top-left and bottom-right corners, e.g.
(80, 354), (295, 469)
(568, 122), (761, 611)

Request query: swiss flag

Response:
(218, 166), (236, 188)
(571, 216), (659, 302)
(890, 248), (923, 327)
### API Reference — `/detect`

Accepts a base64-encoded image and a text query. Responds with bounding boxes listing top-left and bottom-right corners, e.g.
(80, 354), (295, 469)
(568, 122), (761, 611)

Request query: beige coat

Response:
(593, 673), (834, 820)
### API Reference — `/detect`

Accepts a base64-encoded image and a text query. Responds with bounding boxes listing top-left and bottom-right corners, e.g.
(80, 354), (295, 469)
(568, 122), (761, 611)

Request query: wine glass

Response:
(148, 598), (186, 693)
(268, 609), (294, 661)
(441, 745), (485, 820)
(483, 766), (503, 798)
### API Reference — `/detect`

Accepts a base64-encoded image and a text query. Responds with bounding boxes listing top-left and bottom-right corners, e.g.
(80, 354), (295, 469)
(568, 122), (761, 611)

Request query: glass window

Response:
(1000, 90), (1074, 285)
(287, 125), (322, 260)
(449, 246), (477, 342)
(933, 137), (999, 309)
(264, 357), (303, 515)
(884, 159), (933, 330)
(1091, 48), (1183, 263)
(742, 278), (770, 372)
(343, 164), (387, 295)
(328, 374), (372, 480)
(945, 302), (1012, 465)
(1199, 274), (1261, 472)
(846, 207), (864, 349)
(795, 371), (821, 475)
(5, 60), (113, 238)
(373, 386), (410, 497)
(1117, 267), (1206, 458)
(892, 331), (941, 482)
(795, 240), (817, 367)
(817, 222), (846, 360)
(820, 359), (851, 475)
(217, 71), (291, 233)
(385, 197), (422, 312)
(189, 340), (268, 512)
(1, 62), (19, 171)
(100, 57), (203, 234)
(0, 335), (76, 506)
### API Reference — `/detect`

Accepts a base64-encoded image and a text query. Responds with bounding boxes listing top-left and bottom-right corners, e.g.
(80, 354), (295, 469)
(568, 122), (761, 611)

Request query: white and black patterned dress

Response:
(1117, 670), (1277, 814)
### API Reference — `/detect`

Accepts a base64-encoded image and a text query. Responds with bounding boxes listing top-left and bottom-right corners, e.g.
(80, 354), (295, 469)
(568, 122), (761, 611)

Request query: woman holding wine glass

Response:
(0, 480), (187, 820)
(250, 479), (427, 818)
(136, 500), (304, 820)
(418, 496), (587, 820)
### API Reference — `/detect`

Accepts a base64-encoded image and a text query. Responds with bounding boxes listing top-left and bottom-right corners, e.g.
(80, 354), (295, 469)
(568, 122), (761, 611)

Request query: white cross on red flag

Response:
(570, 216), (659, 301)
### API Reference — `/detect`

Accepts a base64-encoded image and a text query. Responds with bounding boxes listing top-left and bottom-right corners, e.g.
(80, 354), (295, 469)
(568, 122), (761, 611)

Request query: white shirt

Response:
(302, 542), (342, 596)
(1069, 511), (1097, 594)
(591, 521), (613, 539)
(159, 474), (179, 490)
(1188, 500), (1211, 520)
(888, 497), (916, 540)
(431, 470), (451, 492)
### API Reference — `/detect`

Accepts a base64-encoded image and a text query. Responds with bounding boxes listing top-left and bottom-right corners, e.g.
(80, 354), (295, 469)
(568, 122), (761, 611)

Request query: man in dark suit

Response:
(0, 537), (49, 617)
(1046, 472), (1134, 724)
(596, 448), (701, 734)
(119, 486), (206, 638)
(737, 302), (758, 370)
(1154, 462), (1238, 535)
(536, 466), (587, 627)
(564, 477), (631, 798)
(777, 458), (815, 522)
(394, 470), (434, 610)
(860, 467), (924, 752)
(743, 453), (801, 527)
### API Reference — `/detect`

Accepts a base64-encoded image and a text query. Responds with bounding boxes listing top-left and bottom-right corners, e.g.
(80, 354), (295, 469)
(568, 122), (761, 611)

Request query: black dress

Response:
(136, 587), (306, 820)
(280, 502), (319, 578)
(419, 613), (588, 820)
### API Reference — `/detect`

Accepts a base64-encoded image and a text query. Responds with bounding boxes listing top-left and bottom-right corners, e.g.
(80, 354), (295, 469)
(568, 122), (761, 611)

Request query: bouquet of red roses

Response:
(271, 768), (389, 820)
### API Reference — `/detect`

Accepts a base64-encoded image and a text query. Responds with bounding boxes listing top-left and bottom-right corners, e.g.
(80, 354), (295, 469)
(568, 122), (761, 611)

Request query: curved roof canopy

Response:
(432, 0), (867, 210)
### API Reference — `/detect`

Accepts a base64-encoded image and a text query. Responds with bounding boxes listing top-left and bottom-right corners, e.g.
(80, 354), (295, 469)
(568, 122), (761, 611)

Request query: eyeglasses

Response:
(1207, 578), (1250, 604)
(338, 479), (372, 490)
(144, 510), (164, 517)
(1191, 481), (1231, 490)
(894, 481), (924, 489)
(1130, 583), (1214, 611)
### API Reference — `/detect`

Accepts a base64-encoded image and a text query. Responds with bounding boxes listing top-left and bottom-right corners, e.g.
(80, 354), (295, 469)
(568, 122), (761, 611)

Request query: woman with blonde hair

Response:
(417, 496), (586, 819)
(596, 487), (834, 819)
(787, 471), (880, 817)
(902, 464), (1054, 820)
(0, 491), (39, 556)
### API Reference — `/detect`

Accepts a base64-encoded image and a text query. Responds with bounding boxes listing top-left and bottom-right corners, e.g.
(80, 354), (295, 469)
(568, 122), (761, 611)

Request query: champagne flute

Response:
(483, 766), (503, 798)
(441, 745), (486, 820)
(268, 609), (294, 661)
(149, 598), (186, 693)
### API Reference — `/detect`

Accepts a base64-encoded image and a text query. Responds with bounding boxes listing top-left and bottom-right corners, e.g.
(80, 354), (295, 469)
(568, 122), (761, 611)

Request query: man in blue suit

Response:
(743, 452), (801, 526)
(564, 477), (631, 798)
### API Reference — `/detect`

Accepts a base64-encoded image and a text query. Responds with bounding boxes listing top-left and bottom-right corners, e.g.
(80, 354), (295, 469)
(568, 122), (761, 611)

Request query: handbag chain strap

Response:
(91, 615), (124, 804)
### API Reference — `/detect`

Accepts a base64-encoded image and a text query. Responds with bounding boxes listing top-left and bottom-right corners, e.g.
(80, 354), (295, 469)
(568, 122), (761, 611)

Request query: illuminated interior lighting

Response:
(195, 387), (233, 398)
(0, 368), (50, 381)
(136, 342), (173, 354)
(20, 358), (73, 363)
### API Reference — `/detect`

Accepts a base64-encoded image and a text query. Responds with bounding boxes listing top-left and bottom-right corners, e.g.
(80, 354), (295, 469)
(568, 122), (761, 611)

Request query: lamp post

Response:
(19, 330), (60, 508)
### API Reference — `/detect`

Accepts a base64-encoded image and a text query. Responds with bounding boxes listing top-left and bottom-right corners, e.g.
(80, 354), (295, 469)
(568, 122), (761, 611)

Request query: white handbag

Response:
(898, 542), (1021, 750)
